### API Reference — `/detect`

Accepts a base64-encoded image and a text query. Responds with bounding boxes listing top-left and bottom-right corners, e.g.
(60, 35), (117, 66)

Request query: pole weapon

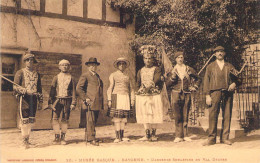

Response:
(0, 74), (23, 88)
(198, 53), (215, 75)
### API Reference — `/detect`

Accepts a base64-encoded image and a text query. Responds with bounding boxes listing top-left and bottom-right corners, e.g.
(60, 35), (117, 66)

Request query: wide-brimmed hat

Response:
(23, 52), (38, 63)
(174, 51), (184, 60)
(213, 46), (225, 53)
(85, 57), (100, 66)
(113, 57), (130, 68)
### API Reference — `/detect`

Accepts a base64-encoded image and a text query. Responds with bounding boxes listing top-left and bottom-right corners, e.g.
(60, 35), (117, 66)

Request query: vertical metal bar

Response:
(252, 52), (256, 113)
(256, 47), (260, 129)
(250, 55), (253, 112)
(237, 83), (241, 125)
(242, 69), (246, 125)
(201, 84), (204, 117)
(246, 64), (250, 112)
(256, 49), (258, 104)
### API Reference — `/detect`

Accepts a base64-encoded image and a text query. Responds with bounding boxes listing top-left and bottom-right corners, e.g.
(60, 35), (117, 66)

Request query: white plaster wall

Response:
(67, 0), (83, 17)
(45, 0), (62, 14)
(88, 0), (102, 19)
(1, 12), (135, 127)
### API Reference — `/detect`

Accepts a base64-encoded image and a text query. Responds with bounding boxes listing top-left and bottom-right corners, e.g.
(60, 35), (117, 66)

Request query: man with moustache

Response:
(76, 57), (103, 146)
(203, 46), (240, 146)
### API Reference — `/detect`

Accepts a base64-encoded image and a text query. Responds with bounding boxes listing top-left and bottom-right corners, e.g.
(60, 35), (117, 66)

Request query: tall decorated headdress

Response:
(139, 45), (157, 58)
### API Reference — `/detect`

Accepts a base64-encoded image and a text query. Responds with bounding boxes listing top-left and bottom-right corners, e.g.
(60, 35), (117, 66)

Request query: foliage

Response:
(108, 0), (259, 69)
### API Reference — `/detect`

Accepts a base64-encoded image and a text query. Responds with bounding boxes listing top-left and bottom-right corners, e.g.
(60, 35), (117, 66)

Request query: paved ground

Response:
(0, 122), (260, 163)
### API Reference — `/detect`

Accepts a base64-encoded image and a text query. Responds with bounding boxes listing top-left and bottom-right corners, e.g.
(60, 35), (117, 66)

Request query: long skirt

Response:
(135, 94), (163, 124)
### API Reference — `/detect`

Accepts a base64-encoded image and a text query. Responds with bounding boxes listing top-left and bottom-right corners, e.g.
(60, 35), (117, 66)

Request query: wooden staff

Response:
(198, 53), (215, 75)
(0, 74), (23, 88)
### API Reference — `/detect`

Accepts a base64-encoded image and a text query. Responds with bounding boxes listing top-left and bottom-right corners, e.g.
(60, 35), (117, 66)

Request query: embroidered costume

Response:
(136, 66), (164, 124)
(135, 45), (164, 141)
(14, 68), (42, 123)
(13, 53), (42, 148)
(48, 60), (76, 145)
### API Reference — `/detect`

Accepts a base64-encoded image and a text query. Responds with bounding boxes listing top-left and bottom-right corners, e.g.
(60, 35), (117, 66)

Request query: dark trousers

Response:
(83, 110), (99, 141)
(52, 98), (72, 122)
(20, 95), (37, 124)
(171, 91), (191, 138)
(208, 90), (233, 142)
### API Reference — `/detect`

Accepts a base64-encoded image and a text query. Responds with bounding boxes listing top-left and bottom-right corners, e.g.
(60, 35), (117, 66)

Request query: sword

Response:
(19, 96), (25, 122)
(44, 99), (59, 111)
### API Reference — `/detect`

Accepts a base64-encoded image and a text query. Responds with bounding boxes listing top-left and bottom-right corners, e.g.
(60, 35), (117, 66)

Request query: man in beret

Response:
(203, 46), (240, 146)
(76, 57), (103, 146)
(13, 52), (43, 149)
(48, 59), (76, 145)
(165, 51), (200, 143)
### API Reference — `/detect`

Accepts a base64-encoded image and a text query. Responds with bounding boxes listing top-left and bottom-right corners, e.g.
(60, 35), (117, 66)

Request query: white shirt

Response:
(89, 70), (96, 75)
(216, 60), (225, 70)
(175, 64), (187, 80)
(57, 72), (71, 97)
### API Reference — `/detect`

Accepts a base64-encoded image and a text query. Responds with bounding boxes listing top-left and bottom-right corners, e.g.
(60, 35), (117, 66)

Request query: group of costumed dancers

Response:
(8, 45), (239, 148)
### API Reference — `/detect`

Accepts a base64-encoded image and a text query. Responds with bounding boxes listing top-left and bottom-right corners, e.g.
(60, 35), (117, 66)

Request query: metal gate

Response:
(235, 44), (260, 130)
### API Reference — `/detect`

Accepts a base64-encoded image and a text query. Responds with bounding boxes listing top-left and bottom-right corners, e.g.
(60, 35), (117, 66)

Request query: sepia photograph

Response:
(0, 0), (259, 163)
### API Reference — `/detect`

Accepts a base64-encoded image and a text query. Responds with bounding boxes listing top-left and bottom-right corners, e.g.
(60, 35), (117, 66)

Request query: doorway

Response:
(0, 54), (21, 128)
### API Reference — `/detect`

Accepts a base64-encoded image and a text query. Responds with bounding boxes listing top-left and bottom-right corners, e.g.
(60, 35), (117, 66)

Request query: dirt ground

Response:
(0, 122), (260, 163)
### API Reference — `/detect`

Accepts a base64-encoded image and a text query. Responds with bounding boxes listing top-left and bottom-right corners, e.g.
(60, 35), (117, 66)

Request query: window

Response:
(1, 54), (20, 92)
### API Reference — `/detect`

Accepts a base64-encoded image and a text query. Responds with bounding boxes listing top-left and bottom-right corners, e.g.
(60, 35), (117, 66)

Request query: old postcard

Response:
(0, 0), (259, 163)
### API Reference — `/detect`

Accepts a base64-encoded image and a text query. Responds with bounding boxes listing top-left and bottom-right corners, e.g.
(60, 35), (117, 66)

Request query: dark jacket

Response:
(203, 61), (240, 95)
(136, 66), (164, 91)
(48, 74), (76, 105)
(76, 70), (103, 110)
(166, 65), (200, 93)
